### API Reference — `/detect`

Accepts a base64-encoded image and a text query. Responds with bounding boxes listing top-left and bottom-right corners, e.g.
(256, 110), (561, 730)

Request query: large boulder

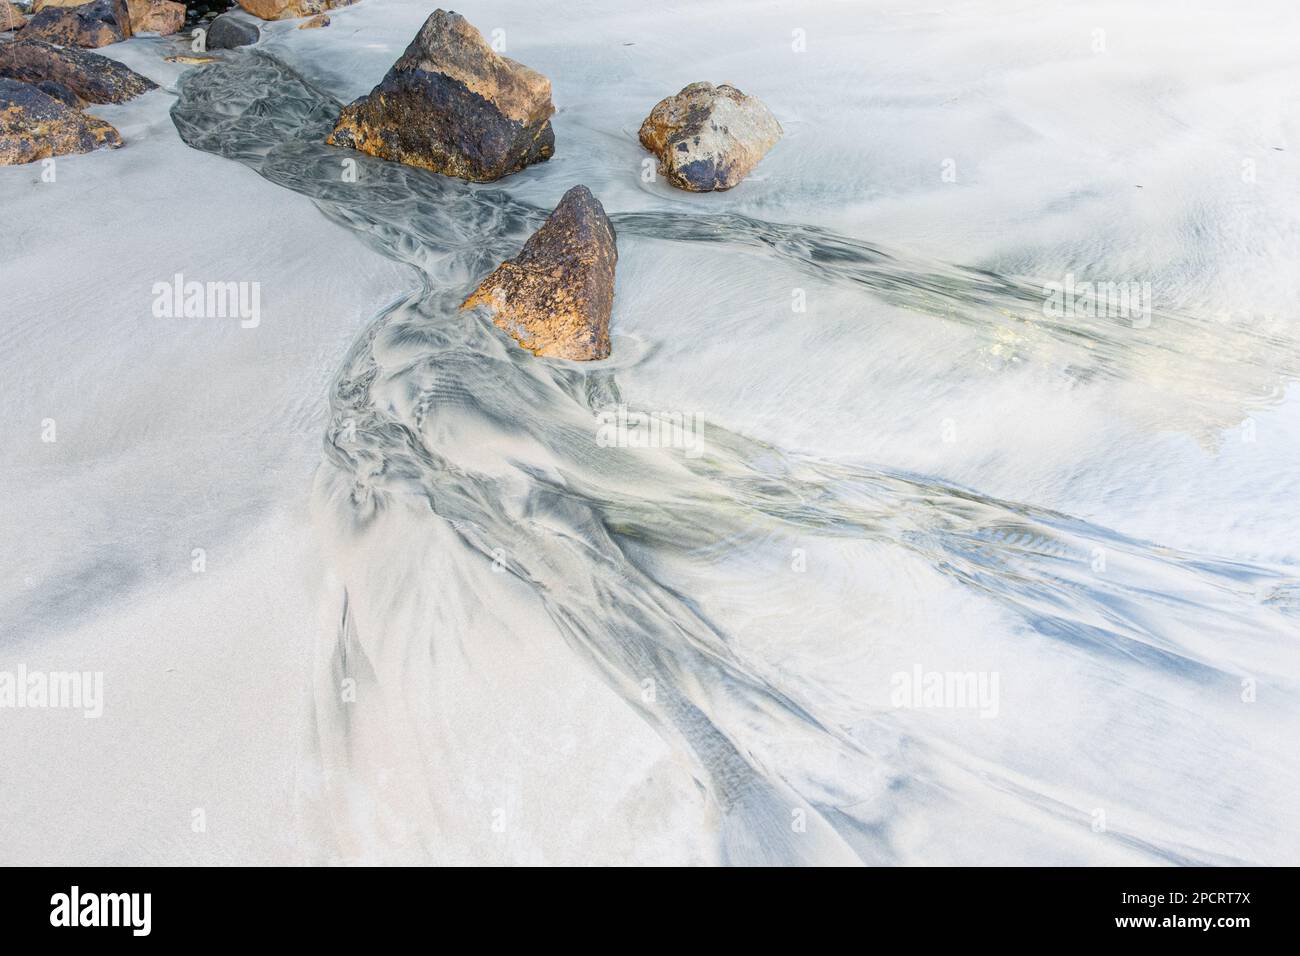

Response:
(638, 81), (782, 192)
(327, 9), (555, 182)
(204, 11), (258, 49)
(1, 2), (25, 31)
(462, 185), (617, 361)
(0, 77), (122, 165)
(235, 0), (352, 21)
(0, 39), (156, 105)
(125, 0), (182, 34)
(22, 0), (132, 48)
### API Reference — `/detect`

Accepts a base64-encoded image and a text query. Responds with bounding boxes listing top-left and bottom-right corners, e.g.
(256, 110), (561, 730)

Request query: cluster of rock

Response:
(0, 35), (155, 163)
(12, 0), (183, 46)
(2, 3), (784, 361)
(319, 10), (782, 359)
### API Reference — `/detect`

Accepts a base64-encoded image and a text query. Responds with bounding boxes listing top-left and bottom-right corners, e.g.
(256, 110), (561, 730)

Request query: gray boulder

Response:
(204, 11), (259, 50)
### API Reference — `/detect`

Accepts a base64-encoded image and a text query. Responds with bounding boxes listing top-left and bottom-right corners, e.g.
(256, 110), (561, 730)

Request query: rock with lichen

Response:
(21, 0), (132, 47)
(462, 186), (617, 361)
(327, 8), (554, 182)
(639, 81), (782, 192)
(297, 12), (327, 27)
(0, 39), (156, 106)
(235, 0), (351, 21)
(0, 77), (122, 165)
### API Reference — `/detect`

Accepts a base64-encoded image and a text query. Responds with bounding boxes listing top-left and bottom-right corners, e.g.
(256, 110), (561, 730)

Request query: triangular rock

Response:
(462, 186), (617, 361)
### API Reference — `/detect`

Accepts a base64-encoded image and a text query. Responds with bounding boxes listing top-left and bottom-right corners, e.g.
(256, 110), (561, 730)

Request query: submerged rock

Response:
(462, 185), (617, 361)
(0, 76), (122, 165)
(0, 39), (156, 105)
(327, 9), (555, 182)
(235, 0), (352, 21)
(638, 81), (782, 192)
(125, 0), (182, 34)
(204, 11), (258, 49)
(297, 12), (326, 28)
(1, 2), (25, 31)
(22, 0), (132, 47)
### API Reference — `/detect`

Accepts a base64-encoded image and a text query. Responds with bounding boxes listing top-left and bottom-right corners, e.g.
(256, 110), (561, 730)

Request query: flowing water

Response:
(170, 50), (1300, 865)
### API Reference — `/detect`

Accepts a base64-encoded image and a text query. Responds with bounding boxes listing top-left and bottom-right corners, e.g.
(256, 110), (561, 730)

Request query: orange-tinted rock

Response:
(22, 0), (132, 48)
(0, 39), (156, 106)
(639, 82), (782, 191)
(298, 13), (328, 28)
(236, 0), (352, 21)
(327, 9), (554, 182)
(1, 2), (25, 32)
(0, 77), (122, 165)
(125, 0), (182, 34)
(463, 186), (617, 361)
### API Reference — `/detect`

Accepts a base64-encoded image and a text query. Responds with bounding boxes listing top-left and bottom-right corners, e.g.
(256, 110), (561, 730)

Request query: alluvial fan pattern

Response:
(169, 50), (1300, 866)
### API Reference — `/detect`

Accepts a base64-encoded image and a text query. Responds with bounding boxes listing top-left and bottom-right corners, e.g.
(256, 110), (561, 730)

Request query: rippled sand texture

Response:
(171, 41), (1300, 865)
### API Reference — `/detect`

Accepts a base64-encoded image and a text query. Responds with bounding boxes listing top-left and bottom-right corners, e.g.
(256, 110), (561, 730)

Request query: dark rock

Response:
(327, 9), (555, 182)
(203, 10), (257, 49)
(0, 76), (123, 164)
(462, 185), (617, 361)
(181, 0), (235, 28)
(639, 81), (782, 191)
(34, 79), (79, 105)
(0, 39), (156, 106)
(22, 0), (132, 48)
